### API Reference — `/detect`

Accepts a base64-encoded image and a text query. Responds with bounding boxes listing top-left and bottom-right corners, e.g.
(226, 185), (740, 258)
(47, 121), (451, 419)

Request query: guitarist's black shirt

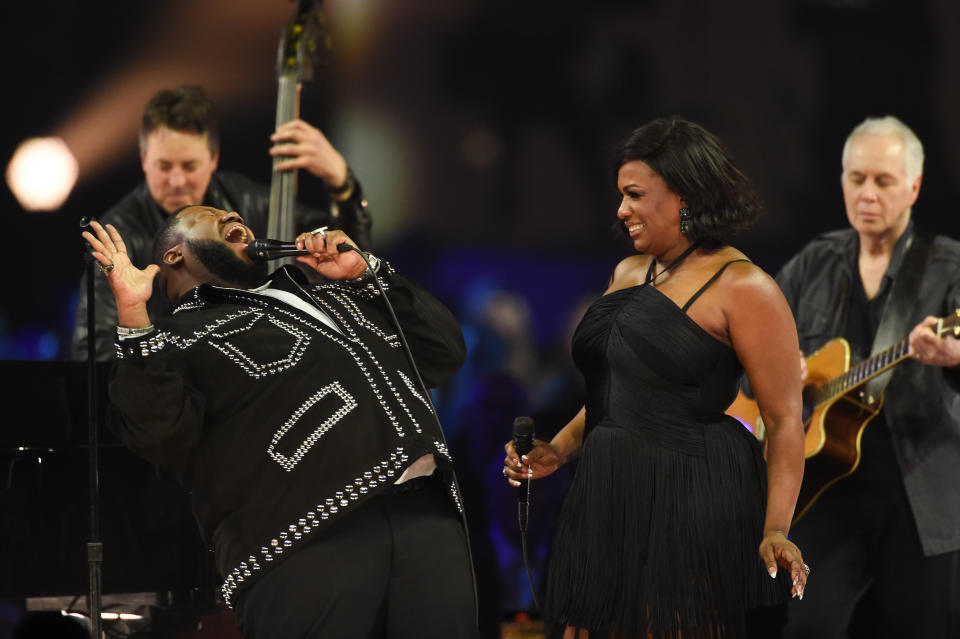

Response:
(777, 220), (960, 556)
(843, 255), (900, 482)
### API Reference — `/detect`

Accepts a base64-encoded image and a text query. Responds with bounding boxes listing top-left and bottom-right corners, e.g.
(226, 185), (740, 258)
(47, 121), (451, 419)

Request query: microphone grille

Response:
(244, 240), (263, 261)
(512, 416), (534, 436)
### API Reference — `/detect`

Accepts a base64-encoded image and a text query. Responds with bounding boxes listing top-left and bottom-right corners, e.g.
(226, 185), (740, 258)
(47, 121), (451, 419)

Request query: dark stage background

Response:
(1, 0), (960, 635)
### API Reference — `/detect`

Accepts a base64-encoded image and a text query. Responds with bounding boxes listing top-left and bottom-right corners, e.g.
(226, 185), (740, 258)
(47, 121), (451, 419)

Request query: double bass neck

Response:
(267, 74), (299, 244)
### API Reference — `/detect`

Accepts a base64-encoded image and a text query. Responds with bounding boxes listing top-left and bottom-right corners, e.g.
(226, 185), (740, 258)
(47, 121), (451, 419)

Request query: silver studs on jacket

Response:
(220, 447), (411, 608)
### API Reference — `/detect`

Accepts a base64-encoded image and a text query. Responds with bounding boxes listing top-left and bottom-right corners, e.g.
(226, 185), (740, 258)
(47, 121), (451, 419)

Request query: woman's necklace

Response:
(644, 240), (704, 285)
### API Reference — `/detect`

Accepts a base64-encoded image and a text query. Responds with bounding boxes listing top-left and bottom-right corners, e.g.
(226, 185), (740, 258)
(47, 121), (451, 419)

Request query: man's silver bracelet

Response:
(116, 325), (155, 340)
(350, 254), (382, 283)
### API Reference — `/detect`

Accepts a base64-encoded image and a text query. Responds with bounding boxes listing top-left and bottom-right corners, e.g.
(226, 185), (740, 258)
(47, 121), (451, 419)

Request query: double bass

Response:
(267, 0), (331, 259)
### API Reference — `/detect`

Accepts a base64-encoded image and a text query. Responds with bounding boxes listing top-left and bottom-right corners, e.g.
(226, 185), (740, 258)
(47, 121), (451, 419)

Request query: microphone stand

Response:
(81, 218), (103, 639)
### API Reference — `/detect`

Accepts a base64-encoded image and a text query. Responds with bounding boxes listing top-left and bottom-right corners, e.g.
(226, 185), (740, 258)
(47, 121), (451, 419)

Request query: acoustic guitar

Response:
(726, 309), (960, 523)
(267, 0), (331, 263)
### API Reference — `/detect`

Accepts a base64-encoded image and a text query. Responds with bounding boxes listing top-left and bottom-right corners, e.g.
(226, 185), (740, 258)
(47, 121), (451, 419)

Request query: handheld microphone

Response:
(513, 416), (535, 531)
(512, 416), (535, 496)
(245, 239), (309, 261)
(512, 416), (540, 609)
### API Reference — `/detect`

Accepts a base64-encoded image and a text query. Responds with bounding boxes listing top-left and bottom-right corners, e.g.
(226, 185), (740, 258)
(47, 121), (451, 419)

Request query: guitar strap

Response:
(864, 230), (934, 404)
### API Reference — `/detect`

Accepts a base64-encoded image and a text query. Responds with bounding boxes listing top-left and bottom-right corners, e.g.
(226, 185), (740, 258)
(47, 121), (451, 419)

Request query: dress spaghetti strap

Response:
(681, 259), (751, 312)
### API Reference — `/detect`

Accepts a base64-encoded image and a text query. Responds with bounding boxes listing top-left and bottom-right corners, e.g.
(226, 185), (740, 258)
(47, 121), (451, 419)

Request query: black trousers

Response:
(233, 478), (479, 639)
(782, 474), (957, 639)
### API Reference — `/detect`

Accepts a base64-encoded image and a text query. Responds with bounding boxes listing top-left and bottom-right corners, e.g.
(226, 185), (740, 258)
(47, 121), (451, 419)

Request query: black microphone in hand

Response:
(246, 239), (362, 262)
(513, 416), (535, 497)
(513, 416), (535, 533)
(245, 239), (308, 261)
(512, 417), (542, 611)
(512, 416), (536, 540)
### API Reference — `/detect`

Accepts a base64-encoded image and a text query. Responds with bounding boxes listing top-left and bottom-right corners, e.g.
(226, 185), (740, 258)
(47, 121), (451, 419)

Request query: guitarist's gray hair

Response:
(842, 115), (924, 183)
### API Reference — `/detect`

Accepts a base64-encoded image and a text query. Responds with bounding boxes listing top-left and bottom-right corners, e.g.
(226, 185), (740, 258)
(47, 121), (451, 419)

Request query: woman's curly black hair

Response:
(614, 117), (761, 245)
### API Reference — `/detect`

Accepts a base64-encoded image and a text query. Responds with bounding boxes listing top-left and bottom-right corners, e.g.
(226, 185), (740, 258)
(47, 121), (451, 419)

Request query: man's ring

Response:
(310, 226), (329, 239)
(98, 262), (115, 275)
(803, 563), (811, 576)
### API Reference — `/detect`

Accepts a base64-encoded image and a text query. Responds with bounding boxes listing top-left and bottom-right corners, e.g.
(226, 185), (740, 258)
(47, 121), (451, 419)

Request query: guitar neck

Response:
(811, 311), (960, 405)
(813, 337), (910, 404)
(267, 74), (299, 243)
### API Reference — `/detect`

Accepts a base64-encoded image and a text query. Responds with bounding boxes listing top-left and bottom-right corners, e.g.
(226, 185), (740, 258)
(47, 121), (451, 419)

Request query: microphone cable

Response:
(252, 239), (481, 619)
(336, 243), (482, 620)
(518, 474), (541, 614)
(336, 245), (439, 417)
(513, 416), (541, 615)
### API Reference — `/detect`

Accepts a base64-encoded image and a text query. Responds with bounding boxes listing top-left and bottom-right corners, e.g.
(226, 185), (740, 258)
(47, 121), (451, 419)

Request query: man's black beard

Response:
(186, 239), (268, 289)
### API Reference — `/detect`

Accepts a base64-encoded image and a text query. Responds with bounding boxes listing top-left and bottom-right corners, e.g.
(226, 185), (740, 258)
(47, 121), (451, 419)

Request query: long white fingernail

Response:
(768, 567), (777, 579)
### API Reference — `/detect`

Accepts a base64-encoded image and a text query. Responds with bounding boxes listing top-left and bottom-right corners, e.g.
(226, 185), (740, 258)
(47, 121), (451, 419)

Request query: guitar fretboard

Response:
(809, 338), (910, 405)
(809, 311), (960, 406)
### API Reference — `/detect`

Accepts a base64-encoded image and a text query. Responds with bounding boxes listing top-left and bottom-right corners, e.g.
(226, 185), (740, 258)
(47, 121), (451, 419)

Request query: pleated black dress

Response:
(545, 262), (791, 638)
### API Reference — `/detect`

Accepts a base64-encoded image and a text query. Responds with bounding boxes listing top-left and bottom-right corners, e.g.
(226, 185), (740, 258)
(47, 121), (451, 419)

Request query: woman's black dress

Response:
(545, 263), (791, 638)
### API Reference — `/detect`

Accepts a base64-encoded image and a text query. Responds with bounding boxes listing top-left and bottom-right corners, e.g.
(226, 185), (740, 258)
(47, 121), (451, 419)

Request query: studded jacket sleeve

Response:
(106, 339), (207, 485)
(351, 271), (467, 389)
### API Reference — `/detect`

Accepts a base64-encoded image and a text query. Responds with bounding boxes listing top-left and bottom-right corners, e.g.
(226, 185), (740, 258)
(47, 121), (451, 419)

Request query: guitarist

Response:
(72, 85), (373, 361)
(778, 116), (960, 638)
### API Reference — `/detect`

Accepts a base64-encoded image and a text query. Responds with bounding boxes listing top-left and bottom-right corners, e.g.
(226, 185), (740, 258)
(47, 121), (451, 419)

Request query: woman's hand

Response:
(758, 530), (809, 600)
(503, 439), (563, 485)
